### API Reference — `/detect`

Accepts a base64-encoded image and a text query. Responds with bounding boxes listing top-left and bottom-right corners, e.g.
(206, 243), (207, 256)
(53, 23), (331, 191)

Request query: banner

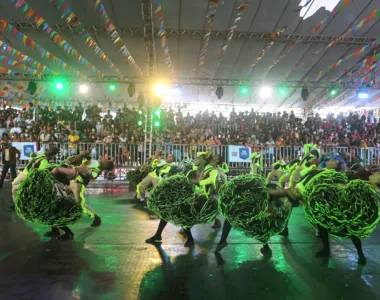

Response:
(228, 146), (251, 163)
(11, 142), (38, 160)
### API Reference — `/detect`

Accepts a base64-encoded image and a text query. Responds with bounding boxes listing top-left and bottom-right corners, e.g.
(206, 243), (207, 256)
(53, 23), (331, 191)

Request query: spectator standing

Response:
(0, 143), (20, 188)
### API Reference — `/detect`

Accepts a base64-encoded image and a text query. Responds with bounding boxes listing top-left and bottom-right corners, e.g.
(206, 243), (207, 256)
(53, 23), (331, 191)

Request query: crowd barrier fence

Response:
(1, 142), (379, 181)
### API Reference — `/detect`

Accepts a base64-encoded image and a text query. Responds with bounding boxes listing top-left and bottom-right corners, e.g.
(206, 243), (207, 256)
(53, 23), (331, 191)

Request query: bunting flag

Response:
(155, 0), (175, 75)
(294, 0), (313, 12)
(0, 16), (83, 77)
(313, 8), (380, 56)
(267, 0), (354, 72)
(317, 38), (380, 80)
(50, 0), (123, 76)
(216, 0), (250, 67)
(198, 0), (219, 67)
(0, 65), (13, 75)
(246, 25), (287, 76)
(11, 0), (104, 78)
(0, 39), (58, 75)
(92, 0), (144, 78)
(0, 54), (43, 76)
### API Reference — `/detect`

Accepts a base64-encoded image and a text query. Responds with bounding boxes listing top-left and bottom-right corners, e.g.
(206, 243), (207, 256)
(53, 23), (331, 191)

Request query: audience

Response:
(1, 104), (380, 165)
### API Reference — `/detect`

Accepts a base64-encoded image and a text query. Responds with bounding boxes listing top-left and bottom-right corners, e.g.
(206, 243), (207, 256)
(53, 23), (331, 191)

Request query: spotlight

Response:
(357, 89), (368, 99)
(109, 84), (116, 91)
(27, 80), (37, 95)
(301, 87), (309, 101)
(154, 121), (161, 128)
(154, 109), (160, 117)
(279, 88), (286, 95)
(216, 86), (223, 99)
(56, 83), (63, 90)
(138, 109), (143, 115)
(154, 83), (168, 96)
(172, 87), (182, 95)
(137, 120), (143, 126)
(330, 89), (337, 96)
(79, 84), (88, 94)
(128, 82), (135, 97)
(259, 86), (272, 98)
(240, 86), (248, 95)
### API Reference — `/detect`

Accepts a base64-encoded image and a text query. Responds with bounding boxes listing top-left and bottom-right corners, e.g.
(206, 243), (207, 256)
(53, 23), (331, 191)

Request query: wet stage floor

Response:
(1, 182), (380, 300)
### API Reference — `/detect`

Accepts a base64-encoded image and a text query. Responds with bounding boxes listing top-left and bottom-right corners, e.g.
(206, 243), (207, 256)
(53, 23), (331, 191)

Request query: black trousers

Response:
(0, 162), (17, 186)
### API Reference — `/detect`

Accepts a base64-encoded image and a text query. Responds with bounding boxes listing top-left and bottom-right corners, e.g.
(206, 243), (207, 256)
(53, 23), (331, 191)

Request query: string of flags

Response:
(272, 0), (355, 75)
(50, 0), (123, 76)
(92, 0), (144, 78)
(10, 0), (104, 78)
(317, 38), (380, 80)
(198, 0), (219, 67)
(216, 0), (250, 67)
(0, 16), (83, 77)
(155, 0), (175, 76)
(246, 26), (287, 76)
(0, 39), (58, 75)
(313, 8), (380, 56)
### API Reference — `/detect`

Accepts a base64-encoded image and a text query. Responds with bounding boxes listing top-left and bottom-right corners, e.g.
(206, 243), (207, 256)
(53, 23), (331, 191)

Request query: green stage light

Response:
(154, 121), (160, 128)
(109, 84), (116, 91)
(331, 89), (337, 95)
(240, 86), (248, 95)
(56, 83), (63, 90)
(137, 120), (143, 126)
(138, 109), (143, 115)
(154, 109), (160, 116)
(280, 89), (285, 95)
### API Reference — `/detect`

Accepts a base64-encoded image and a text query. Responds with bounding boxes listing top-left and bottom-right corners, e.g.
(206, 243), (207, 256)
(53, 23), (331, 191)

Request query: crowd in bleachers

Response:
(1, 104), (379, 150)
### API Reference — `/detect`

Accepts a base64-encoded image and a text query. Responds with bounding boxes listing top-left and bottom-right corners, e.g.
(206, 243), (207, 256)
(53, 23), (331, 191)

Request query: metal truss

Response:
(1, 73), (379, 89)
(7, 21), (376, 46)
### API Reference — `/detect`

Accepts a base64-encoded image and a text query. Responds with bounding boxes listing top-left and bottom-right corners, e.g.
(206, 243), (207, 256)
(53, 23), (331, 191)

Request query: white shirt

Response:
(5, 148), (10, 161)
(10, 127), (22, 134)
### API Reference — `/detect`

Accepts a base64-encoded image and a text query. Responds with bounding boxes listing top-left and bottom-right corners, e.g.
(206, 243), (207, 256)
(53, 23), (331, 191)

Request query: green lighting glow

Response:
(110, 84), (116, 91)
(331, 90), (336, 95)
(56, 83), (63, 90)
(138, 120), (143, 126)
(280, 89), (285, 95)
(138, 109), (143, 115)
(154, 121), (160, 127)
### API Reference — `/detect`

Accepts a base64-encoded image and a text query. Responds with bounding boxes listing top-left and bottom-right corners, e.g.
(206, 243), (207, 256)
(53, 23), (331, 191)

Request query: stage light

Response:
(216, 86), (223, 99)
(154, 121), (161, 128)
(330, 89), (337, 96)
(109, 84), (116, 91)
(172, 87), (182, 95)
(357, 89), (368, 99)
(27, 80), (37, 95)
(154, 109), (160, 117)
(240, 86), (248, 95)
(301, 87), (309, 101)
(56, 83), (63, 90)
(79, 84), (88, 94)
(279, 88), (286, 95)
(138, 109), (143, 115)
(154, 83), (168, 96)
(137, 120), (143, 126)
(128, 82), (135, 97)
(259, 86), (272, 98)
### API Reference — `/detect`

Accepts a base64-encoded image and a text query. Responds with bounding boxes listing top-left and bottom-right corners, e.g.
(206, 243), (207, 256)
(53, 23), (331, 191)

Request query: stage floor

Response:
(1, 182), (380, 300)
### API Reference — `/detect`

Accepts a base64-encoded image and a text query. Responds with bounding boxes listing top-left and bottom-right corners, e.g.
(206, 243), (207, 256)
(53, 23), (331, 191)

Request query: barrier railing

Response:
(3, 142), (380, 169)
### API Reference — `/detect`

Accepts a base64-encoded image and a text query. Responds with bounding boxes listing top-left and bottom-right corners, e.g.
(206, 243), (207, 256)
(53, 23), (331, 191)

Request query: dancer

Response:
(215, 174), (297, 254)
(295, 167), (380, 265)
(278, 159), (300, 188)
(145, 152), (218, 247)
(12, 147), (59, 202)
(15, 164), (92, 239)
(136, 154), (174, 203)
(250, 152), (262, 175)
(199, 153), (227, 229)
(0, 142), (20, 188)
(266, 160), (287, 184)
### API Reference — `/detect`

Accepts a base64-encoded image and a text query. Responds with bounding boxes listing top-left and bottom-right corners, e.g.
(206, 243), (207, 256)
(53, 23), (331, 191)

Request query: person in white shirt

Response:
(10, 124), (22, 135)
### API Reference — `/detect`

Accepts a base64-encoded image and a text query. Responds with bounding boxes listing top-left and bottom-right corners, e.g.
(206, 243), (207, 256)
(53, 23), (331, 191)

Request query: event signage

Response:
(228, 146), (251, 163)
(11, 142), (38, 160)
